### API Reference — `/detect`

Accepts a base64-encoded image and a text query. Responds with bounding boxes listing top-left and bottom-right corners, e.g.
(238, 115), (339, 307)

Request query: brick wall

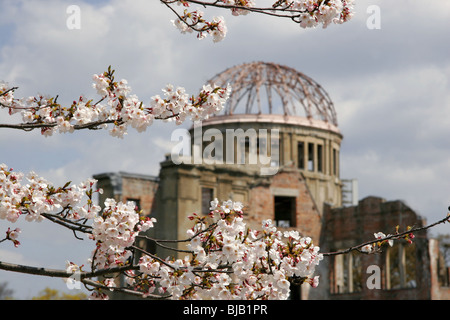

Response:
(246, 168), (322, 243)
(429, 238), (450, 300)
(121, 175), (159, 217)
(312, 196), (433, 300)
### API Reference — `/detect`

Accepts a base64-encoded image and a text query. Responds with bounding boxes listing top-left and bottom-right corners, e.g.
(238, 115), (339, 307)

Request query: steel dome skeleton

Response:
(207, 62), (338, 127)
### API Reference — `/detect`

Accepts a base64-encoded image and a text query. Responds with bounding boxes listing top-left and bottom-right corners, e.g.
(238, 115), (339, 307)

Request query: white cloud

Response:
(336, 61), (450, 234)
(0, 248), (33, 266)
(0, 0), (188, 98)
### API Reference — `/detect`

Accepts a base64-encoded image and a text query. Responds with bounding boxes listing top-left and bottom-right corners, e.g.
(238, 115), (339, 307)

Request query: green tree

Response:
(32, 287), (87, 300)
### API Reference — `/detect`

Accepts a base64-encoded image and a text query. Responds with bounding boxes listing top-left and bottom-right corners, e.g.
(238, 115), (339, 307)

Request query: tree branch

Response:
(0, 119), (119, 131)
(81, 278), (170, 299)
(0, 260), (137, 279)
(0, 86), (18, 97)
(322, 213), (450, 257)
(40, 212), (92, 235)
(161, 0), (307, 19)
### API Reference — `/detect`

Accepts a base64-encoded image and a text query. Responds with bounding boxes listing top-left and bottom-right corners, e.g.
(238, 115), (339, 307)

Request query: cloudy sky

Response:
(0, 0), (449, 299)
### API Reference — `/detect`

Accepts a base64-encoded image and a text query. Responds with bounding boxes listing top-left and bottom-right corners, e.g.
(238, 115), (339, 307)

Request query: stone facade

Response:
(429, 238), (450, 300)
(93, 117), (450, 299)
(149, 158), (323, 258)
(94, 143), (450, 300)
(145, 114), (343, 259)
(92, 62), (449, 299)
(312, 196), (433, 299)
(93, 171), (159, 217)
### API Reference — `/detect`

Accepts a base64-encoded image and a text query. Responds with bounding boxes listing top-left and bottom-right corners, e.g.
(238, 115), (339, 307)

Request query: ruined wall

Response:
(248, 167), (322, 243)
(93, 172), (159, 216)
(429, 239), (450, 300)
(311, 196), (432, 300)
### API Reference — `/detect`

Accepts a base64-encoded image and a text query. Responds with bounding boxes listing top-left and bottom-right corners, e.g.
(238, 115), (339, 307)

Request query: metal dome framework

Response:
(207, 62), (338, 127)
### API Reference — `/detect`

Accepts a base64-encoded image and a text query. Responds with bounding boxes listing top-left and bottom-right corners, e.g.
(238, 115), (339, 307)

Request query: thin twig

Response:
(40, 212), (92, 234)
(0, 260), (137, 279)
(81, 278), (171, 299)
(161, 0), (306, 19)
(0, 86), (18, 97)
(322, 214), (450, 257)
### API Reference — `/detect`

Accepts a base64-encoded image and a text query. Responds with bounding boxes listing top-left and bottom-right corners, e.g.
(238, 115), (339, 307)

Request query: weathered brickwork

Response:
(92, 63), (450, 300)
(93, 172), (159, 217)
(308, 196), (450, 300)
(247, 168), (322, 242)
(94, 127), (449, 300)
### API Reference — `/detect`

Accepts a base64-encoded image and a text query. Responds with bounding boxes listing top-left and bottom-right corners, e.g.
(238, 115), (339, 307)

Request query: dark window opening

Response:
(331, 251), (362, 294)
(239, 136), (256, 164)
(244, 137), (250, 150)
(387, 243), (417, 289)
(317, 144), (323, 173)
(274, 196), (296, 228)
(202, 187), (214, 215)
(333, 149), (337, 175)
(297, 142), (304, 169)
(308, 143), (314, 171)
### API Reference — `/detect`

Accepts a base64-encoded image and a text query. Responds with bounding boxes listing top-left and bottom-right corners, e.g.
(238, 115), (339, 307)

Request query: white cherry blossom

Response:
(0, 67), (231, 139)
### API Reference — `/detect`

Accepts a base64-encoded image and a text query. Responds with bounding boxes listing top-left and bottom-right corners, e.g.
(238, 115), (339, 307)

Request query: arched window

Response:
(386, 242), (417, 289)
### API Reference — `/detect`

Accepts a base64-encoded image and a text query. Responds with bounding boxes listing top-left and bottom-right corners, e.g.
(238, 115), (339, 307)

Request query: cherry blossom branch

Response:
(162, 0), (347, 18)
(1, 139), (449, 299)
(137, 235), (195, 254)
(0, 119), (120, 131)
(1, 191), (448, 299)
(0, 66), (231, 138)
(0, 86), (18, 98)
(0, 260), (136, 279)
(81, 278), (170, 299)
(166, 0), (301, 18)
(1, 67), (447, 299)
(40, 212), (92, 236)
(131, 245), (181, 270)
(162, 0), (355, 41)
(322, 213), (450, 256)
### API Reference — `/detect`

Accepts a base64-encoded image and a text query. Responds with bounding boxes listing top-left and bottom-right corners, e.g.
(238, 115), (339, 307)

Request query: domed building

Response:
(94, 62), (450, 300)
(155, 62), (343, 246)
